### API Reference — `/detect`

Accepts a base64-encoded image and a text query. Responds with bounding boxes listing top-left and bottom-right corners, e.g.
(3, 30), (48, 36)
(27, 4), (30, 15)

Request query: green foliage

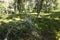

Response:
(41, 0), (58, 13)
(0, 0), (60, 40)
(0, 12), (60, 40)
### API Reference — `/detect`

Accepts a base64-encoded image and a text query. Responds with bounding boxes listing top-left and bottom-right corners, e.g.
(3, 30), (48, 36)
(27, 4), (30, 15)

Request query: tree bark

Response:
(36, 0), (44, 18)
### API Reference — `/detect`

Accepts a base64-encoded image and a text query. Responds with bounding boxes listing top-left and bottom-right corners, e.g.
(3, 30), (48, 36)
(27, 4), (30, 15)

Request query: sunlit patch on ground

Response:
(56, 31), (60, 40)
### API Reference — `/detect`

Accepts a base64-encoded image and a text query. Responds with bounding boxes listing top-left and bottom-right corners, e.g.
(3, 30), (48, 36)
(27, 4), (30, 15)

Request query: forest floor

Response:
(0, 10), (60, 40)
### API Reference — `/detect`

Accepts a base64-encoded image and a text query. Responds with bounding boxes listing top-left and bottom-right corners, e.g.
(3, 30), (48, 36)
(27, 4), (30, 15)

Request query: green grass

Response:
(0, 11), (60, 40)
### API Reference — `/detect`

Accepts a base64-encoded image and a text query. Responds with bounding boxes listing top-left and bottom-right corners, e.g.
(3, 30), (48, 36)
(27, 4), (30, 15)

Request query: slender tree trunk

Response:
(36, 0), (44, 18)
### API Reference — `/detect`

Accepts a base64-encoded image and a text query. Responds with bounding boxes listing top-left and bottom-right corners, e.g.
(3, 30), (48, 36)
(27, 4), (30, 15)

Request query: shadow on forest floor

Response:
(50, 11), (60, 18)
(41, 11), (60, 20)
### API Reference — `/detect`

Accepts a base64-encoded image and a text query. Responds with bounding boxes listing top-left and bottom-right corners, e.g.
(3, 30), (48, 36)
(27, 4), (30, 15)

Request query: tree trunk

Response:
(36, 0), (44, 18)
